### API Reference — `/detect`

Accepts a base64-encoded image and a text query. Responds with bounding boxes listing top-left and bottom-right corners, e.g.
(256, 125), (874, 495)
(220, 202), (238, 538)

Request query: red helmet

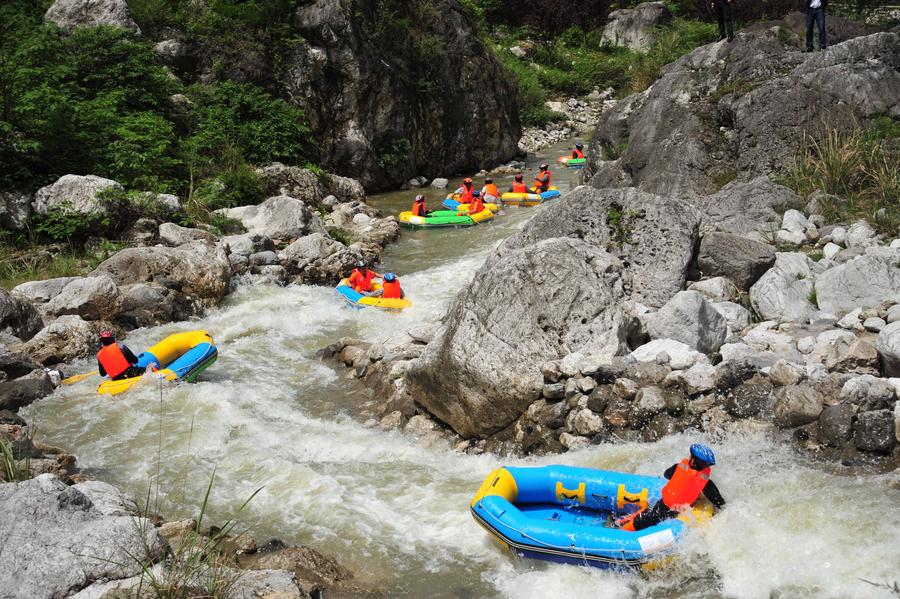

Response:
(463, 178), (473, 185)
(515, 173), (524, 181)
(415, 195), (425, 202)
(99, 330), (114, 340)
(540, 162), (549, 170)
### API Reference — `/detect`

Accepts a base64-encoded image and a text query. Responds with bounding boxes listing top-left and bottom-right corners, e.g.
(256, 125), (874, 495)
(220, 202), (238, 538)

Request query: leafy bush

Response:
(374, 136), (412, 170)
(32, 204), (109, 243)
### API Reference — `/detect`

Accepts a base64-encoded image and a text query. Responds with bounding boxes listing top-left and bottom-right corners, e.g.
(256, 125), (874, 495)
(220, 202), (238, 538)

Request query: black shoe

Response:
(718, 35), (726, 41)
(820, 46), (826, 51)
(727, 36), (734, 42)
(805, 47), (813, 52)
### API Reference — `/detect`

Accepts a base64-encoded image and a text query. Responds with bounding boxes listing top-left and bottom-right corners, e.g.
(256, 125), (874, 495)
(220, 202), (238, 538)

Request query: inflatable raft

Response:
(97, 330), (217, 396)
(335, 278), (412, 311)
(501, 187), (561, 207)
(441, 197), (501, 212)
(471, 465), (712, 570)
(558, 157), (586, 168)
(398, 208), (494, 229)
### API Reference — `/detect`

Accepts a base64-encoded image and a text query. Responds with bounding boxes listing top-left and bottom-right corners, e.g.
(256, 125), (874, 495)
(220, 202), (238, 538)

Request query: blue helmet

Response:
(690, 443), (716, 466)
(384, 272), (396, 282)
(472, 190), (481, 197)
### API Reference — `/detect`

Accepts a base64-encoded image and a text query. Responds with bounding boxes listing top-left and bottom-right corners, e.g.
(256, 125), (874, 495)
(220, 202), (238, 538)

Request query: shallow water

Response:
(25, 142), (900, 598)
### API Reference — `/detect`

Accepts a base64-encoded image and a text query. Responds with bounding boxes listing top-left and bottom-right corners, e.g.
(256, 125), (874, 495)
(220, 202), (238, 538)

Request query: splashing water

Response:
(24, 144), (900, 597)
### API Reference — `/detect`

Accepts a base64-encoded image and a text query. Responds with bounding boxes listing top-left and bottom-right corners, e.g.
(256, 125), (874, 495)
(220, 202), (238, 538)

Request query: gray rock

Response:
(0, 474), (164, 599)
(501, 186), (701, 308)
(673, 363), (717, 396)
(827, 338), (878, 374)
(695, 178), (801, 241)
(72, 480), (138, 517)
(774, 384), (824, 428)
(429, 178), (449, 189)
(11, 277), (81, 305)
(221, 234), (274, 257)
(725, 380), (774, 418)
(0, 191), (32, 229)
(646, 291), (727, 353)
(280, 232), (360, 285)
(776, 229), (806, 247)
(44, 0), (140, 32)
(836, 307), (863, 330)
(840, 374), (896, 411)
(0, 349), (42, 380)
(158, 222), (214, 246)
(781, 209), (808, 234)
(629, 339), (707, 370)
(559, 432), (591, 451)
(823, 242), (841, 260)
(22, 315), (97, 365)
(44, 275), (121, 321)
(816, 256), (900, 316)
(768, 359), (805, 387)
(831, 226), (848, 246)
(32, 174), (122, 216)
(749, 252), (815, 322)
(887, 304), (900, 324)
(845, 219), (876, 248)
(0, 369), (55, 411)
(688, 277), (735, 302)
(817, 403), (855, 447)
(405, 237), (630, 438)
(567, 408), (605, 436)
(875, 321), (900, 376)
(249, 250), (279, 267)
(218, 195), (323, 241)
(697, 231), (776, 289)
(854, 409), (896, 453)
(0, 288), (44, 341)
(633, 386), (667, 425)
(601, 1), (672, 51)
(712, 301), (752, 333)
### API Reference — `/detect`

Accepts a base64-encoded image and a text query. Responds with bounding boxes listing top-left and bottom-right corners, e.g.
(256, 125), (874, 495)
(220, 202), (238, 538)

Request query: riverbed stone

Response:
(673, 363), (717, 396)
(816, 256), (900, 316)
(712, 301), (752, 333)
(32, 174), (123, 216)
(218, 195), (324, 241)
(22, 315), (97, 365)
(854, 409), (896, 453)
(697, 231), (776, 290)
(0, 474), (165, 598)
(11, 277), (80, 306)
(876, 321), (900, 376)
(774, 383), (824, 428)
(749, 252), (816, 323)
(0, 369), (55, 412)
(629, 339), (707, 370)
(646, 291), (727, 353)
(725, 379), (774, 418)
(840, 375), (895, 411)
(43, 275), (121, 321)
(601, 1), (672, 51)
(827, 338), (879, 374)
(0, 288), (44, 342)
(768, 359), (806, 387)
(688, 277), (736, 302)
(817, 403), (855, 447)
(158, 222), (214, 246)
(567, 408), (605, 436)
(633, 386), (667, 425)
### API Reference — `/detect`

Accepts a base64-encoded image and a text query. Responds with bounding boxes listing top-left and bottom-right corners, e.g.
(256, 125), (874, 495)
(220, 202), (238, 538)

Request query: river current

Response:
(26, 141), (900, 598)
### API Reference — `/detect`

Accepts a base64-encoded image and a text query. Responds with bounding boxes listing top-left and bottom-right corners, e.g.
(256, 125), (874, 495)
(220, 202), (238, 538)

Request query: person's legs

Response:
(805, 9), (815, 51)
(724, 2), (734, 40)
(716, 2), (726, 40)
(817, 8), (827, 49)
(632, 501), (677, 531)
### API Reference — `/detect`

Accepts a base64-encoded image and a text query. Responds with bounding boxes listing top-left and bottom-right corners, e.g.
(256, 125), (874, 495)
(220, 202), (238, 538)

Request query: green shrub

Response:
(32, 204), (108, 243)
(375, 136), (413, 170)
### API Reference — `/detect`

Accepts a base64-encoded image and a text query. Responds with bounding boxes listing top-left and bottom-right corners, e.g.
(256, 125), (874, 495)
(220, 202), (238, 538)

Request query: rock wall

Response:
(287, 0), (521, 190)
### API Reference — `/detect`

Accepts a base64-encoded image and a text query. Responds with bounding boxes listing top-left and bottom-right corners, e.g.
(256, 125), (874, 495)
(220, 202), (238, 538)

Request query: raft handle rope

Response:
(474, 499), (664, 557)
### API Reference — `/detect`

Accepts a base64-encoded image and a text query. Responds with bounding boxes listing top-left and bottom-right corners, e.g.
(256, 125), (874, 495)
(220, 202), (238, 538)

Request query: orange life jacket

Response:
(382, 279), (402, 299)
(459, 184), (474, 203)
(511, 182), (528, 193)
(482, 183), (499, 198)
(572, 149), (585, 159)
(97, 343), (131, 379)
(468, 197), (484, 215)
(349, 269), (377, 293)
(534, 170), (552, 190)
(411, 200), (427, 216)
(661, 459), (710, 510)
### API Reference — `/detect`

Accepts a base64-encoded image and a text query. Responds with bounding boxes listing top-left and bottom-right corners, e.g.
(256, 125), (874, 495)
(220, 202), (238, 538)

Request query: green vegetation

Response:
(0, 427), (34, 483)
(607, 205), (644, 248)
(490, 19), (717, 126)
(782, 116), (900, 234)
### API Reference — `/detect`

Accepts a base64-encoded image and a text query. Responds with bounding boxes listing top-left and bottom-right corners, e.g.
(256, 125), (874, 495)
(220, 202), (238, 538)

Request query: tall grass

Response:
(0, 426), (34, 483)
(783, 117), (900, 233)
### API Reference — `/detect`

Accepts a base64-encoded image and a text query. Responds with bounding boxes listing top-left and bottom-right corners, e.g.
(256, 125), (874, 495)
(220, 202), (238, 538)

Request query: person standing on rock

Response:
(97, 331), (145, 381)
(711, 0), (734, 42)
(509, 173), (528, 193)
(804, 0), (827, 52)
(617, 444), (726, 531)
(533, 163), (552, 192)
(481, 178), (500, 201)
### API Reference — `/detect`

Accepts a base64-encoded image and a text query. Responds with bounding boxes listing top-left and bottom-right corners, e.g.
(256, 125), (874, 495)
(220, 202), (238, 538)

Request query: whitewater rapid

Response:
(24, 144), (900, 598)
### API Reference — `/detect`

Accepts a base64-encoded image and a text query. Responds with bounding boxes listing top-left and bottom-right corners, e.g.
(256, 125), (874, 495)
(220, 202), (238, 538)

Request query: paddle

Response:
(61, 370), (99, 385)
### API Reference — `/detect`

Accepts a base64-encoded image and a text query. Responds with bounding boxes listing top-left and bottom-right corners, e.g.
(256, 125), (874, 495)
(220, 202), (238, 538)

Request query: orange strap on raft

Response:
(615, 508), (645, 532)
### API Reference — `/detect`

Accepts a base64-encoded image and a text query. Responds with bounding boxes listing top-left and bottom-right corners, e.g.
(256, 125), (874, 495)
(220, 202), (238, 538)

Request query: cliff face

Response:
(287, 0), (521, 190)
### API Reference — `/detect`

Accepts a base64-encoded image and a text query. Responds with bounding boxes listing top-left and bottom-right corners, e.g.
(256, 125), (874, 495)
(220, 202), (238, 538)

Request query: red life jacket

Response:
(482, 183), (499, 198)
(572, 149), (585, 159)
(382, 280), (402, 299)
(411, 200), (427, 216)
(97, 343), (131, 379)
(661, 459), (710, 510)
(468, 197), (484, 215)
(349, 269), (376, 293)
(459, 184), (474, 203)
(511, 182), (528, 193)
(534, 170), (552, 190)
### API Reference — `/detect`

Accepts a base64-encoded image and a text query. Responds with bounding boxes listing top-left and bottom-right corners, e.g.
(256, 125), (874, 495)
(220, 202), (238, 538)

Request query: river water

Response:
(26, 142), (900, 598)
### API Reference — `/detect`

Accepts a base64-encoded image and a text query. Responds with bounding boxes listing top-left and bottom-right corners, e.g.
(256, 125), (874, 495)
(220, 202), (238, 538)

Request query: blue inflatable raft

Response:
(470, 465), (712, 570)
(500, 188), (561, 207)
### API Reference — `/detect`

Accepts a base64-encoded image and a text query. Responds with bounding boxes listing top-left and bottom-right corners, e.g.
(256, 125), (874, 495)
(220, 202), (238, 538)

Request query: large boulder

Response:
(279, 232), (360, 284)
(601, 2), (672, 51)
(0, 349), (42, 381)
(0, 369), (55, 411)
(0, 474), (164, 599)
(91, 240), (230, 307)
(11, 277), (81, 306)
(875, 321), (900, 377)
(749, 252), (816, 322)
(43, 275), (121, 321)
(501, 186), (700, 307)
(586, 30), (900, 199)
(157, 222), (214, 247)
(44, 0), (140, 33)
(0, 191), (32, 230)
(287, 0), (520, 190)
(217, 196), (323, 241)
(773, 383), (824, 428)
(0, 288), (44, 341)
(21, 315), (97, 365)
(256, 163), (366, 206)
(405, 237), (631, 438)
(815, 255), (900, 316)
(697, 231), (776, 289)
(694, 177), (801, 240)
(854, 409), (897, 453)
(646, 291), (728, 354)
(31, 175), (123, 216)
